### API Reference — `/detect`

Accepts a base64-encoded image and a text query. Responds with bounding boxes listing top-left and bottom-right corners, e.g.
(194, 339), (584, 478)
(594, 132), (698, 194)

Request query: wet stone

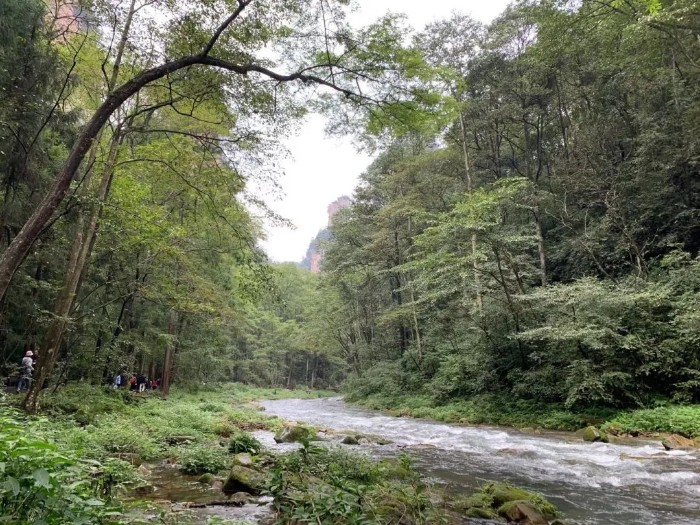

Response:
(662, 434), (695, 450)
(233, 453), (254, 467)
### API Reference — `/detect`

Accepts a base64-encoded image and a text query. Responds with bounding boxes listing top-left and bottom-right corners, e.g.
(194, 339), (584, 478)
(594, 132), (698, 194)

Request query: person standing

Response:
(137, 373), (146, 393)
(16, 351), (34, 394)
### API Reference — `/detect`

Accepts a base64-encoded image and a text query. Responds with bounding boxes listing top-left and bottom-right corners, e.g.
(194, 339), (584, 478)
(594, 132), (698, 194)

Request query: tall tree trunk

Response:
(161, 309), (177, 397)
(459, 112), (483, 313)
(408, 281), (422, 366)
(534, 209), (547, 286)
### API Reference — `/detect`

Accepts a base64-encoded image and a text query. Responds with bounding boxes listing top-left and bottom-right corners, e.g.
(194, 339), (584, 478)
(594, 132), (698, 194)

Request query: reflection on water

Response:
(260, 397), (700, 525)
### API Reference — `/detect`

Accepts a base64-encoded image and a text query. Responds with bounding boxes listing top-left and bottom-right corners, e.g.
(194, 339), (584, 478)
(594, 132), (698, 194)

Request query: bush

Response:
(228, 432), (262, 454)
(179, 444), (229, 475)
(0, 407), (119, 523)
(42, 384), (132, 425)
(602, 405), (700, 437)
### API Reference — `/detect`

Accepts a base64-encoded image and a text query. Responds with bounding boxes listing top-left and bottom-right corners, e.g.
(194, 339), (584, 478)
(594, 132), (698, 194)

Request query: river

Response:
(259, 397), (700, 525)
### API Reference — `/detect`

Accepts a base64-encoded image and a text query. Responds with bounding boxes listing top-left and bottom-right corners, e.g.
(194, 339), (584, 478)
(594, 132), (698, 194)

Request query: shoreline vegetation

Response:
(345, 391), (700, 441)
(3, 382), (700, 524)
(0, 383), (565, 524)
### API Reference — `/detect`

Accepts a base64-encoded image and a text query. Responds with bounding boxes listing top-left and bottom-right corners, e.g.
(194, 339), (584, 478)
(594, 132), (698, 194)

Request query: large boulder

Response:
(274, 424), (312, 443)
(222, 466), (267, 495)
(478, 482), (558, 521)
(498, 501), (548, 525)
(581, 426), (608, 443)
(662, 434), (695, 450)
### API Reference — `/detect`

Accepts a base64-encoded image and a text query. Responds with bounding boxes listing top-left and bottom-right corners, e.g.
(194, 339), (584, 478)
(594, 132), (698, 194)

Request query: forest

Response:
(1, 0), (700, 523)
(319, 0), (700, 415)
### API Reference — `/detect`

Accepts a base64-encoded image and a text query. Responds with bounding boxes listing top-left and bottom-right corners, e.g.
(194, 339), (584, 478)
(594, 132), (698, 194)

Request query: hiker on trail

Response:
(150, 378), (158, 390)
(129, 375), (137, 391)
(113, 373), (122, 389)
(16, 350), (34, 393)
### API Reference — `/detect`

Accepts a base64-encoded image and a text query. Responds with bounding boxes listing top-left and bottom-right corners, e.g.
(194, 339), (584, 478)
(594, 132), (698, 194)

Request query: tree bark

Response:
(160, 308), (177, 397)
(459, 111), (483, 313)
(22, 132), (122, 412)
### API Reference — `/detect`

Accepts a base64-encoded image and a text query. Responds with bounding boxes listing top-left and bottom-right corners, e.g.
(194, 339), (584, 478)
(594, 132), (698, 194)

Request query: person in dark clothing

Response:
(136, 373), (147, 392)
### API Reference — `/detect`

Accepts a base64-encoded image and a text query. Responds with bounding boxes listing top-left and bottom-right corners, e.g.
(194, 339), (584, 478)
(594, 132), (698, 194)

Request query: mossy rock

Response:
(342, 435), (359, 445)
(222, 465), (267, 495)
(488, 483), (534, 506)
(453, 491), (493, 511)
(274, 424), (312, 443)
(198, 473), (216, 485)
(480, 483), (558, 520)
(581, 426), (601, 442)
(498, 501), (548, 525)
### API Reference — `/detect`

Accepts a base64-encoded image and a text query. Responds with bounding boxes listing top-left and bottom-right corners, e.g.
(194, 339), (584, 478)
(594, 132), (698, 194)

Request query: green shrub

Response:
(42, 384), (132, 425)
(602, 405), (700, 437)
(179, 444), (229, 475)
(228, 432), (262, 454)
(0, 407), (119, 523)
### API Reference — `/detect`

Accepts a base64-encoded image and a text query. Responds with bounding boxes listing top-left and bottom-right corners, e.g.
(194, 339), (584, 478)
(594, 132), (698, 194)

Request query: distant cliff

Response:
(300, 196), (352, 273)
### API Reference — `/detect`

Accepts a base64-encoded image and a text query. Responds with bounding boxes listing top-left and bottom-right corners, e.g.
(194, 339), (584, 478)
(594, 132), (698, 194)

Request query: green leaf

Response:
(32, 468), (51, 488)
(2, 476), (20, 495)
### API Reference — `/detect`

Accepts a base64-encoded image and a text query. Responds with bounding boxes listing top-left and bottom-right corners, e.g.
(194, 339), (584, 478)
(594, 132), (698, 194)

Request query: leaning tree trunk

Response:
(23, 134), (121, 412)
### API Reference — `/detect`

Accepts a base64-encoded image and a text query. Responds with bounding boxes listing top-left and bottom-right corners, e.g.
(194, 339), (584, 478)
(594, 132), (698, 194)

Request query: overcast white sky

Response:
(260, 0), (511, 262)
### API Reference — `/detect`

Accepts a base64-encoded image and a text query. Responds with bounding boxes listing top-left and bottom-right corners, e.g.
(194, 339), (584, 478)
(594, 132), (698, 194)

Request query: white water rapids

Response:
(260, 397), (700, 525)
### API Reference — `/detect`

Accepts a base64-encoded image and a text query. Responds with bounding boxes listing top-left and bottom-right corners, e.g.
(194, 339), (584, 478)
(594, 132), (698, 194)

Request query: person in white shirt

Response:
(16, 350), (34, 393)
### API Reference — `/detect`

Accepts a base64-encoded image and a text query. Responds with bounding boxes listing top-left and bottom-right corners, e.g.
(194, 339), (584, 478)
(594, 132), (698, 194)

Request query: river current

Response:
(260, 397), (700, 525)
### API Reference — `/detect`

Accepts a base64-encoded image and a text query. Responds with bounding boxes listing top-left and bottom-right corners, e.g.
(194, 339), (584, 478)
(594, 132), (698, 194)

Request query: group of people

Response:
(113, 372), (159, 392)
(13, 350), (160, 394)
(16, 350), (36, 393)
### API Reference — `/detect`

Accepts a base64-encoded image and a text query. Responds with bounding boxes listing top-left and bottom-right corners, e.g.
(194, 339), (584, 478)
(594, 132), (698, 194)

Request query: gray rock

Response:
(233, 453), (254, 467)
(222, 466), (267, 495)
(274, 424), (311, 443)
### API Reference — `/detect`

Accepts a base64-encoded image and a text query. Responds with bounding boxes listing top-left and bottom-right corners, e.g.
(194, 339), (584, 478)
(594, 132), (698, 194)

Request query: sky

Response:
(260, 0), (511, 263)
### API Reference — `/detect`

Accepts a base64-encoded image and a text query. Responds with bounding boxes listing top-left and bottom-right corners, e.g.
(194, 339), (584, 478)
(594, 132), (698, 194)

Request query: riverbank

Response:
(1, 384), (564, 524)
(345, 392), (700, 439)
(1, 383), (330, 524)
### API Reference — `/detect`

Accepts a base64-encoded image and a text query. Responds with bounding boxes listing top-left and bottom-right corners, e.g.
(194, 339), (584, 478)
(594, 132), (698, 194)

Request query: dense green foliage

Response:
(0, 0), (429, 409)
(319, 0), (700, 413)
(0, 405), (119, 524)
(2, 384), (466, 524)
(270, 445), (440, 525)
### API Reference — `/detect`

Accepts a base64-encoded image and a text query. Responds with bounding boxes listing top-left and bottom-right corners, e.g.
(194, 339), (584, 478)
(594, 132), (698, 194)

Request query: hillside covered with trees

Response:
(2, 0), (700, 523)
(317, 0), (700, 414)
(1, 0), (698, 415)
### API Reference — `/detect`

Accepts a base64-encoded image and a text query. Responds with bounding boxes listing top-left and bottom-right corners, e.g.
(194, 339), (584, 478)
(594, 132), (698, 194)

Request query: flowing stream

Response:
(260, 397), (700, 525)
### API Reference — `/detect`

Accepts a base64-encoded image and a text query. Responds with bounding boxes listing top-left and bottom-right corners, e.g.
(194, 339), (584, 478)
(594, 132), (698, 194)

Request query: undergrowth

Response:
(347, 392), (619, 431)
